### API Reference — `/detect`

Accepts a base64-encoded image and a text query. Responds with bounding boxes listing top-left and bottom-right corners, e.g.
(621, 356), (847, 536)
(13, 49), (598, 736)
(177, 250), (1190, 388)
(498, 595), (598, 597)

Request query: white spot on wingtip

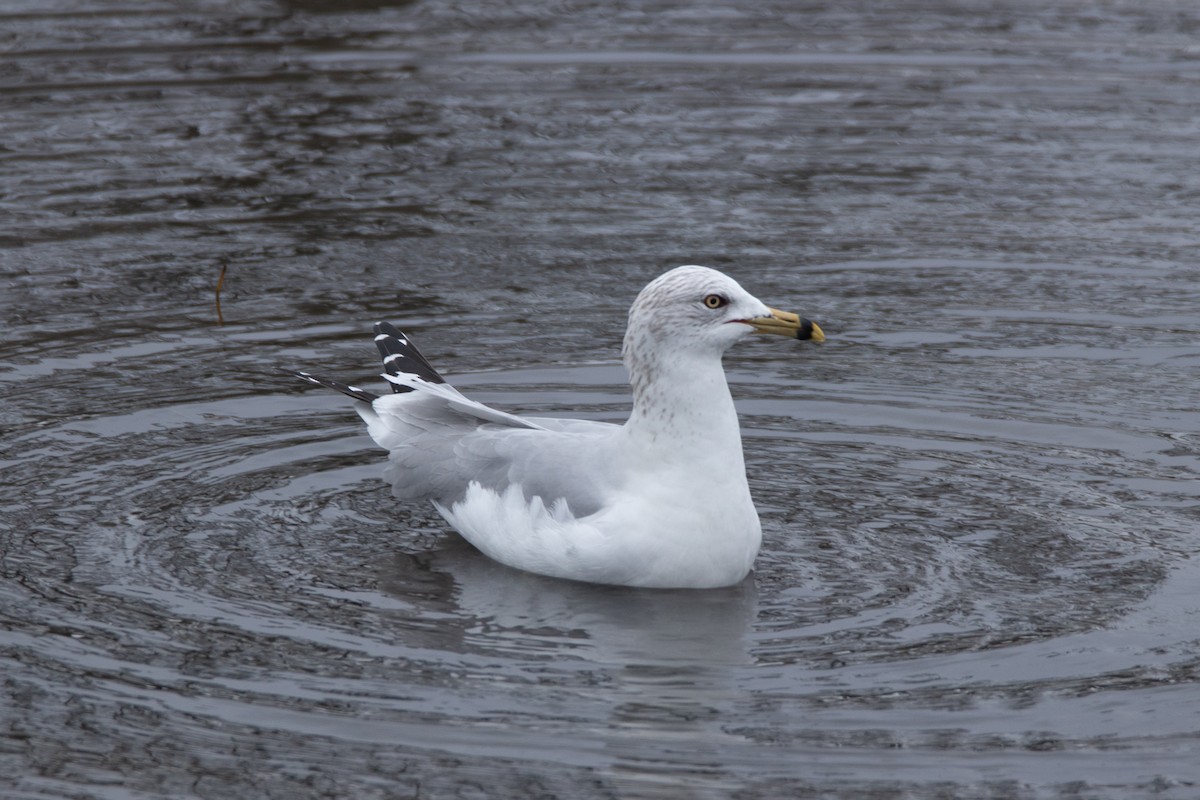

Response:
(382, 373), (428, 385)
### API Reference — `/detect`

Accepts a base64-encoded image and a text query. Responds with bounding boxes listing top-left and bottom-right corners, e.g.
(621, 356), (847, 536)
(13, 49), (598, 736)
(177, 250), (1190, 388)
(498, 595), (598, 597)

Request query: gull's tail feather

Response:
(295, 321), (548, 442)
(291, 370), (379, 403)
(373, 322), (445, 393)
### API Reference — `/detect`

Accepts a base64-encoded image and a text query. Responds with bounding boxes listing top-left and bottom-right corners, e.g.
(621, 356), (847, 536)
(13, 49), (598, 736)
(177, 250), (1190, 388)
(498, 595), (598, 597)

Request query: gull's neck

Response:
(623, 348), (745, 459)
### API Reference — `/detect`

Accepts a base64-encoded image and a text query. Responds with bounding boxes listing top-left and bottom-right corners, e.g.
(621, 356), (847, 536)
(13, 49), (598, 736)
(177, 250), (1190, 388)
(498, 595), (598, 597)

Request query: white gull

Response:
(294, 265), (824, 588)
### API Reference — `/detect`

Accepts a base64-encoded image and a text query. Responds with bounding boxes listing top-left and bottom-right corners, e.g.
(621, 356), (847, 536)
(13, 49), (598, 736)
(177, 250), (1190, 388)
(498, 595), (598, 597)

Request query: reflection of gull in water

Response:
(295, 265), (824, 588)
(380, 537), (759, 664)
(380, 541), (761, 799)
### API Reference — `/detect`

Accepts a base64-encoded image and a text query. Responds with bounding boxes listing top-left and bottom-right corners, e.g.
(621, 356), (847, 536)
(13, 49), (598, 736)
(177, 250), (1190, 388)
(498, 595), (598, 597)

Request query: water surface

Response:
(2, 1), (1199, 798)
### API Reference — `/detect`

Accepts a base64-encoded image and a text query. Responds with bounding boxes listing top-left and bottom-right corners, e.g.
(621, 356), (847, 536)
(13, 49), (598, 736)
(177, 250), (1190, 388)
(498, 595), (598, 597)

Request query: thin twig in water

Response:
(215, 261), (227, 325)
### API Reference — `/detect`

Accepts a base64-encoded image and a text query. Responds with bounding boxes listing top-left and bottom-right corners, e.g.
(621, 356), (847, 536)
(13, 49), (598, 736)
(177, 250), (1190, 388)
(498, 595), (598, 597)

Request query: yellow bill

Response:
(745, 307), (825, 342)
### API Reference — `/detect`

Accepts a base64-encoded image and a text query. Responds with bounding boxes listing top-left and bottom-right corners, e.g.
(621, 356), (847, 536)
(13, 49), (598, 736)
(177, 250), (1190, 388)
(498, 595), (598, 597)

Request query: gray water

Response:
(3, 1), (1199, 798)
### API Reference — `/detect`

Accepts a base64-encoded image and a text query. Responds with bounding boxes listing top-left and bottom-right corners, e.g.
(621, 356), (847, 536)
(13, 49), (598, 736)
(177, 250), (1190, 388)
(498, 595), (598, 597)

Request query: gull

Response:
(293, 265), (824, 588)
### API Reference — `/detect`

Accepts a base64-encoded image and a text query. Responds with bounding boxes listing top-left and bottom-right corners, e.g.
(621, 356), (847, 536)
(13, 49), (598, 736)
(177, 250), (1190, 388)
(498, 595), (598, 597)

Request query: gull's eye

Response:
(703, 294), (728, 309)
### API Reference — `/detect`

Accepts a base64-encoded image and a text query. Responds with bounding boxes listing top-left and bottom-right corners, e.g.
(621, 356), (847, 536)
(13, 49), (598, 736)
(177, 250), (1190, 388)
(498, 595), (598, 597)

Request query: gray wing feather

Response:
(383, 422), (619, 517)
(361, 388), (620, 517)
(300, 321), (619, 513)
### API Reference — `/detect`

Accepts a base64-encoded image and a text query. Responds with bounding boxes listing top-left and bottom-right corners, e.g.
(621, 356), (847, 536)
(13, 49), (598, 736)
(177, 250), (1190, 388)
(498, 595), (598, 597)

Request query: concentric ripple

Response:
(4, 255), (1199, 798)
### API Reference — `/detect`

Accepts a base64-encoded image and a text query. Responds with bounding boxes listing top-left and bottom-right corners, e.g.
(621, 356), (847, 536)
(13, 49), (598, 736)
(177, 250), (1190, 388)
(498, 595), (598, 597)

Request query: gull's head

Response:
(624, 266), (824, 365)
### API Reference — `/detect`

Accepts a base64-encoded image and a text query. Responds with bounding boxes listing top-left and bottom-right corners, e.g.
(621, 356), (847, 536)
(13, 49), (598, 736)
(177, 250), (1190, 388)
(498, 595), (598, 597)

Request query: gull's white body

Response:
(362, 350), (760, 588)
(337, 265), (804, 589)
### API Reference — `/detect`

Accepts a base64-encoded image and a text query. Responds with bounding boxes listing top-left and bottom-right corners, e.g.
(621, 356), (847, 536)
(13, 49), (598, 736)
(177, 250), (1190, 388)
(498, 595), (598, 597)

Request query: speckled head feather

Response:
(622, 265), (772, 404)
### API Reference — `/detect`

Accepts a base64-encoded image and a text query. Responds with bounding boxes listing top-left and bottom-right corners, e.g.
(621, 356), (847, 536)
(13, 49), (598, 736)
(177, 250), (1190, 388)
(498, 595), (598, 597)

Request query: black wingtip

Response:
(372, 322), (447, 388)
(374, 321), (405, 339)
(290, 369), (380, 403)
